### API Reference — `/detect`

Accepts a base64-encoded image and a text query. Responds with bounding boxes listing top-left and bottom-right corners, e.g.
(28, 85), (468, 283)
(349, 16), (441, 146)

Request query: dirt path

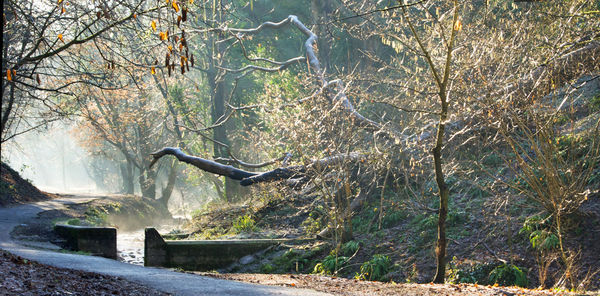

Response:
(0, 195), (329, 296)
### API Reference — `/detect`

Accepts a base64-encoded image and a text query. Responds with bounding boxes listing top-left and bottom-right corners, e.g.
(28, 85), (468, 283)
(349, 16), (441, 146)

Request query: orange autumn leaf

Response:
(454, 19), (462, 31)
(159, 31), (168, 41)
(6, 69), (12, 81)
(58, 34), (64, 42)
(61, 7), (66, 14)
(172, 1), (179, 12)
(151, 20), (157, 32)
(58, 0), (63, 3)
(168, 45), (173, 51)
(151, 67), (156, 75)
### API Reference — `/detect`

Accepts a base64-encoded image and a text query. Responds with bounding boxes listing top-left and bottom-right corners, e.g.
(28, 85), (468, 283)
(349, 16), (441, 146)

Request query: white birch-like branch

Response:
(221, 15), (403, 139)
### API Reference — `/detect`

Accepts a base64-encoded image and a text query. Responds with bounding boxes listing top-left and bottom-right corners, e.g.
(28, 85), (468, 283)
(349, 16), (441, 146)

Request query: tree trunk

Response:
(120, 160), (135, 195)
(159, 159), (178, 206)
(209, 32), (248, 202)
(139, 168), (156, 199)
(432, 88), (450, 284)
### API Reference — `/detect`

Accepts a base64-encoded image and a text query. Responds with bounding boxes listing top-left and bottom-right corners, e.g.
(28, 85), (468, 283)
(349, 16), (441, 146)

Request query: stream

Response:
(117, 229), (145, 265)
(117, 221), (185, 265)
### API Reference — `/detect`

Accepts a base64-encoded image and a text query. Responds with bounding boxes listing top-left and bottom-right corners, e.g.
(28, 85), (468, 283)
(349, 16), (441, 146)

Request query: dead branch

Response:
(150, 147), (366, 187)
(150, 147), (257, 181)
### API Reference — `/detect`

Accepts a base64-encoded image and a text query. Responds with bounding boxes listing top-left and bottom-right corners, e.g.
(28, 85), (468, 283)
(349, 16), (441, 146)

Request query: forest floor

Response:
(0, 250), (168, 296)
(0, 248), (587, 296)
(199, 272), (588, 296)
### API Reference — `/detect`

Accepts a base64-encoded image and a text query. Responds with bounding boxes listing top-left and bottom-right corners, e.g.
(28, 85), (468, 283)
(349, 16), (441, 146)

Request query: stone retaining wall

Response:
(54, 224), (117, 259)
(144, 228), (312, 270)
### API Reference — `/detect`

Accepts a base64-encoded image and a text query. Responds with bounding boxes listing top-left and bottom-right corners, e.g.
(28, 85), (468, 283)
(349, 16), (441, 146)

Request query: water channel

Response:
(116, 222), (183, 265)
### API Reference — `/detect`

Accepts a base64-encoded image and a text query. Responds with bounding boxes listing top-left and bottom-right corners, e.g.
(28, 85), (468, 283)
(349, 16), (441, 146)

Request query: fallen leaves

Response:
(0, 250), (168, 295)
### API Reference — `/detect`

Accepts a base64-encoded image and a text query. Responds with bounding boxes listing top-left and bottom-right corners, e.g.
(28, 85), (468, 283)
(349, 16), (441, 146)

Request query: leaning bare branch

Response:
(150, 147), (257, 180)
(150, 148), (366, 186)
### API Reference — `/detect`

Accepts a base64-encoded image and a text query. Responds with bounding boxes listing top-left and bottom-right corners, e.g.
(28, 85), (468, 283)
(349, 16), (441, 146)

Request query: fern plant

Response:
(357, 254), (391, 282)
(489, 264), (528, 287)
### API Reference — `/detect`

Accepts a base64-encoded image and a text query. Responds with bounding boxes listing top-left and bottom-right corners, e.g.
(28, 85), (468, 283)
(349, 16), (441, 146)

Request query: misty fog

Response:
(2, 122), (219, 216)
(1, 123), (99, 194)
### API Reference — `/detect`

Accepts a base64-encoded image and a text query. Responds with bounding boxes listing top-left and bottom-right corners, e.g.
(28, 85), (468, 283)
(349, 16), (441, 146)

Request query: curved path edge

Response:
(0, 195), (330, 296)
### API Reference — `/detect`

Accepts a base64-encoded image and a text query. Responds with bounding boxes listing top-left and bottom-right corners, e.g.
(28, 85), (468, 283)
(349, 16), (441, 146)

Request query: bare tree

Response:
(1, 0), (156, 143)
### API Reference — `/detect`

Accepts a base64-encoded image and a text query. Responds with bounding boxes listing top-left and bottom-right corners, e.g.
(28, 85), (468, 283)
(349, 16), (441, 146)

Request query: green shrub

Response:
(489, 264), (528, 287)
(447, 258), (498, 285)
(357, 254), (391, 281)
(519, 215), (559, 251)
(313, 254), (348, 275)
(341, 241), (359, 256)
(232, 215), (257, 233)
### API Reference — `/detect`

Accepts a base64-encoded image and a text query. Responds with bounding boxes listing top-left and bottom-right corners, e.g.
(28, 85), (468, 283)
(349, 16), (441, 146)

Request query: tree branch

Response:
(150, 147), (257, 180)
(150, 148), (366, 187)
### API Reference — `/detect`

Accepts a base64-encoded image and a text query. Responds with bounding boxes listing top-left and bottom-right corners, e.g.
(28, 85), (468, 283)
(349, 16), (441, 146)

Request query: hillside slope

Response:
(0, 163), (57, 207)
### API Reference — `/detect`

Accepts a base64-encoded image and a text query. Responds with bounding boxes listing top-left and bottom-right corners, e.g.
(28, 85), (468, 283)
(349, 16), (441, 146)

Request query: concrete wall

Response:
(144, 228), (312, 271)
(54, 224), (117, 259)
